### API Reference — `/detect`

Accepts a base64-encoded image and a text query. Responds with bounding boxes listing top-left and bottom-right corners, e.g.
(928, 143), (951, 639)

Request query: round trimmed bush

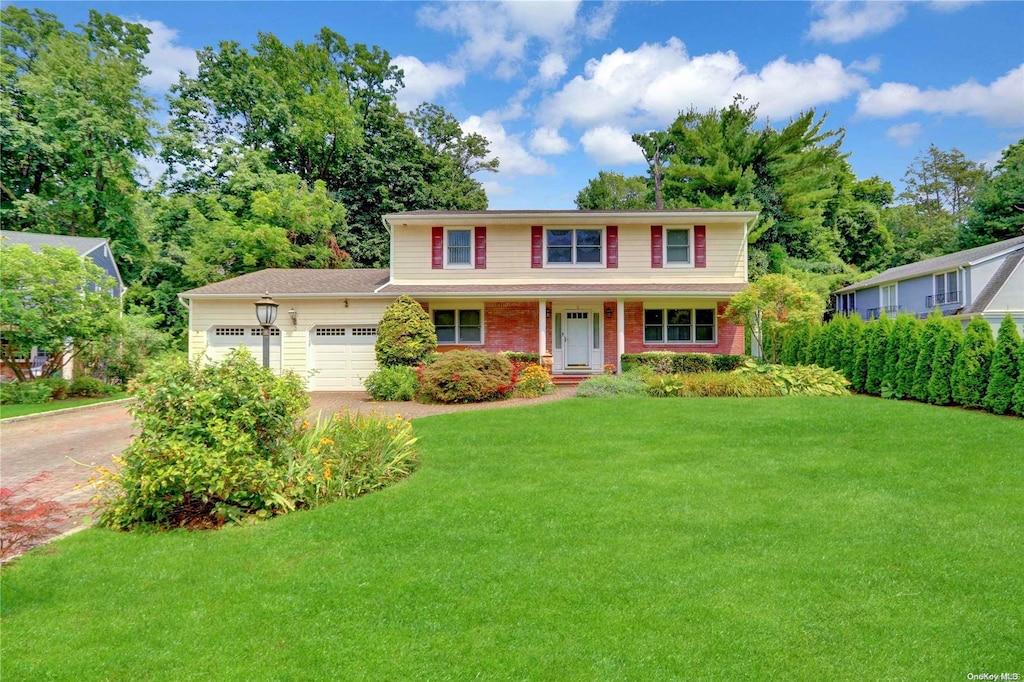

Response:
(375, 295), (437, 367)
(364, 365), (419, 402)
(417, 350), (514, 404)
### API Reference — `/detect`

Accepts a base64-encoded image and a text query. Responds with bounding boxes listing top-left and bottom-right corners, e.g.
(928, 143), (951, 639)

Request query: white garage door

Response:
(208, 326), (282, 370)
(309, 325), (378, 391)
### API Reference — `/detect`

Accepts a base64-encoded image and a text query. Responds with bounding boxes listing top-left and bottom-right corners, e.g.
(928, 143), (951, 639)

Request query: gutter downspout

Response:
(374, 215), (395, 294)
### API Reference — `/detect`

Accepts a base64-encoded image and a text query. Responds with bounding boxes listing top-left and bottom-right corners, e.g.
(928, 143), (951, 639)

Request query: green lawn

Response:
(0, 392), (128, 419)
(1, 396), (1021, 680)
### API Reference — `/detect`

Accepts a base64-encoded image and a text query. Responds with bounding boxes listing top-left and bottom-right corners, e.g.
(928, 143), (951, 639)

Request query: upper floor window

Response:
(446, 229), (472, 266)
(547, 229), (602, 265)
(934, 271), (959, 305)
(880, 284), (897, 314)
(665, 229), (691, 265)
(836, 292), (855, 315)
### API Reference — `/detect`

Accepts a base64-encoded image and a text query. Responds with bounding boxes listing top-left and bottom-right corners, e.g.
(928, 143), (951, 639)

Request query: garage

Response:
(207, 326), (282, 369)
(309, 325), (378, 390)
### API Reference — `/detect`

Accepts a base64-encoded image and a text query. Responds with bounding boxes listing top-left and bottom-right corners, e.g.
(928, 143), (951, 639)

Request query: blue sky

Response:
(26, 1), (1024, 209)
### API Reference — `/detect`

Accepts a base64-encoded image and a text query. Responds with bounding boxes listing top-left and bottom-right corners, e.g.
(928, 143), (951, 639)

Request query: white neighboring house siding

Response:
(188, 297), (393, 388)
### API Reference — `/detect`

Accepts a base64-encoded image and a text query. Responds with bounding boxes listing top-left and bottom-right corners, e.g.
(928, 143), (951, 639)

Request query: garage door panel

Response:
(208, 326), (281, 370)
(310, 326), (378, 391)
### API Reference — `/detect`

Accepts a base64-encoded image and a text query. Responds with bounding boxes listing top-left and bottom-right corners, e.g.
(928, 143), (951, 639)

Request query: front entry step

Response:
(551, 374), (600, 386)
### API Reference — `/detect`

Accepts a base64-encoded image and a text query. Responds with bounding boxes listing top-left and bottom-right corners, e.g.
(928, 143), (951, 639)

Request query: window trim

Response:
(433, 308), (484, 345)
(933, 270), (959, 305)
(544, 228), (605, 267)
(642, 307), (717, 345)
(880, 283), (898, 311)
(444, 227), (474, 268)
(663, 228), (693, 267)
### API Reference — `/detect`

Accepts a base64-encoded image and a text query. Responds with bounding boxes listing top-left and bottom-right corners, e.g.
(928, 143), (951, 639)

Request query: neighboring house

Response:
(833, 234), (1024, 333)
(179, 209), (759, 390)
(0, 230), (126, 381)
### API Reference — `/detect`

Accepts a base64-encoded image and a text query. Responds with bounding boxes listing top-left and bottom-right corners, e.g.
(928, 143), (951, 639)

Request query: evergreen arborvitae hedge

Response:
(865, 316), (893, 395)
(951, 316), (995, 408)
(822, 317), (845, 370)
(375, 295), (438, 367)
(842, 315), (865, 386)
(984, 315), (1021, 415)
(1014, 328), (1024, 416)
(911, 312), (943, 402)
(882, 316), (911, 395)
(893, 317), (922, 400)
(803, 324), (821, 365)
(851, 320), (874, 393)
(927, 318), (963, 405)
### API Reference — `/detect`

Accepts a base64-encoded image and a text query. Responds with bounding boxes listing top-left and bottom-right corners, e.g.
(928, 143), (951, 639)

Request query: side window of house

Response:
(447, 229), (471, 266)
(434, 309), (482, 344)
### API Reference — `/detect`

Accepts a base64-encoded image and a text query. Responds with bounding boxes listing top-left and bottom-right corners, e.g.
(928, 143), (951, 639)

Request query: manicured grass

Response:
(0, 392), (128, 419)
(1, 396), (1021, 679)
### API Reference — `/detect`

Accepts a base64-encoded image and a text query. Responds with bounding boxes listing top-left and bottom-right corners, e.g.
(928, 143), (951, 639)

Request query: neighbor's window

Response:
(665, 229), (691, 264)
(934, 271), (958, 304)
(547, 229), (602, 265)
(881, 284), (897, 311)
(446, 229), (472, 266)
(644, 308), (716, 343)
(434, 309), (482, 344)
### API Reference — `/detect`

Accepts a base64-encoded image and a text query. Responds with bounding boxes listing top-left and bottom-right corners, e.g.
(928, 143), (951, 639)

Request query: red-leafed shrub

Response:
(1, 472), (77, 561)
(417, 350), (515, 404)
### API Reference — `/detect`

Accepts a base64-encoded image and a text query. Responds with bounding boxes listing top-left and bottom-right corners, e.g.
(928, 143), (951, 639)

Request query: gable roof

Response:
(836, 235), (1024, 293)
(964, 250), (1023, 314)
(0, 230), (108, 257)
(180, 268), (391, 298)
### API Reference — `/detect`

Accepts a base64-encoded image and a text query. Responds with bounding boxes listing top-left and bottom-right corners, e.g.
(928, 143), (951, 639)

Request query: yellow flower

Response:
(320, 437), (334, 445)
(386, 423), (395, 430)
(324, 464), (332, 481)
(311, 447), (319, 455)
(306, 475), (315, 482)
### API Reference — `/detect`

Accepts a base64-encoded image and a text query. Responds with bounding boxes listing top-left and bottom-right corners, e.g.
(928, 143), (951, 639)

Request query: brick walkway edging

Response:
(1, 397), (135, 424)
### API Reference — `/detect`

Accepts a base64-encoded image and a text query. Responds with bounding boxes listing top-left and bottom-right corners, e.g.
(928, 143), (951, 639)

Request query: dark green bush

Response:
(984, 315), (1021, 415)
(840, 315), (865, 386)
(951, 316), (995, 408)
(0, 381), (53, 404)
(69, 376), (113, 398)
(711, 354), (747, 372)
(620, 352), (675, 374)
(865, 316), (892, 395)
(375, 295), (437, 367)
(575, 373), (650, 398)
(911, 312), (943, 401)
(850, 321), (874, 393)
(364, 365), (420, 402)
(98, 349), (309, 529)
(882, 316), (914, 395)
(417, 350), (514, 404)
(1015, 335), (1024, 416)
(36, 377), (70, 401)
(620, 352), (735, 374)
(672, 353), (713, 373)
(893, 317), (922, 400)
(927, 318), (963, 405)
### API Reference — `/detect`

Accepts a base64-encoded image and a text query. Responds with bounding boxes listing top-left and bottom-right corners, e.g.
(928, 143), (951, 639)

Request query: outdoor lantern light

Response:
(288, 308), (297, 326)
(605, 306), (613, 319)
(254, 292), (279, 368)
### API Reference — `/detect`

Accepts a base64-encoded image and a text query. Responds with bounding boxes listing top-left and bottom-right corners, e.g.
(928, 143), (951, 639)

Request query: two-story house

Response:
(180, 209), (759, 390)
(833, 234), (1024, 334)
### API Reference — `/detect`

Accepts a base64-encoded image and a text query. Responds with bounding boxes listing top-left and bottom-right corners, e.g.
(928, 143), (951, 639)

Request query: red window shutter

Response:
(474, 226), (487, 269)
(651, 226), (663, 268)
(694, 225), (706, 268)
(431, 226), (443, 269)
(531, 225), (543, 268)
(606, 226), (618, 268)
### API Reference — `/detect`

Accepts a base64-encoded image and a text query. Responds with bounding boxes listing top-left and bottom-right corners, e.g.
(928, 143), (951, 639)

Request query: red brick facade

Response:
(431, 298), (744, 364)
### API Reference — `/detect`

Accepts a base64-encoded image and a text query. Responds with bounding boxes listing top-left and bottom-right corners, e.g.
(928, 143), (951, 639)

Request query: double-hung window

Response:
(446, 229), (472, 266)
(934, 271), (958, 305)
(644, 308), (716, 343)
(665, 229), (691, 265)
(546, 229), (602, 265)
(434, 309), (482, 344)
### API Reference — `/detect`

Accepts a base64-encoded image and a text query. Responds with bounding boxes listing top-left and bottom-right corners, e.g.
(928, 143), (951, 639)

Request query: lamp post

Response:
(254, 292), (279, 368)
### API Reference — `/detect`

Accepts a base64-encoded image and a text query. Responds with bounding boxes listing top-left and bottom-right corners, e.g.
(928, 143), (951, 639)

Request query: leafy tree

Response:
(1, 7), (155, 279)
(959, 140), (1024, 248)
(0, 244), (120, 381)
(911, 311), (944, 402)
(575, 171), (652, 210)
(375, 296), (437, 367)
(883, 203), (958, 267)
(723, 274), (824, 364)
(951, 317), (995, 408)
(927, 318), (963, 405)
(984, 315), (1021, 415)
(865, 315), (893, 395)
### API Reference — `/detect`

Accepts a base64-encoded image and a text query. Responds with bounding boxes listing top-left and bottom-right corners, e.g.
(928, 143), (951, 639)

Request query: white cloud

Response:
(928, 0), (982, 13)
(539, 38), (868, 129)
(393, 55), (466, 111)
(806, 1), (908, 44)
(856, 64), (1024, 125)
(461, 114), (555, 176)
(579, 126), (646, 165)
(886, 122), (923, 147)
(500, 0), (580, 40)
(977, 147), (1007, 171)
(849, 56), (882, 74)
(480, 180), (515, 197)
(132, 18), (198, 91)
(581, 1), (619, 40)
(529, 127), (572, 155)
(538, 53), (568, 84)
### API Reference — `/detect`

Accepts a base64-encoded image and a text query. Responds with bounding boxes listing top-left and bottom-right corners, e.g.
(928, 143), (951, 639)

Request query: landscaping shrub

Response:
(911, 312), (943, 402)
(621, 352), (734, 374)
(501, 352), (540, 365)
(620, 352), (676, 374)
(672, 353), (713, 373)
(364, 365), (419, 402)
(882, 316), (915, 396)
(513, 364), (554, 398)
(711, 354), (747, 372)
(927, 318), (963, 405)
(840, 315), (865, 385)
(850, 321), (873, 393)
(646, 372), (778, 398)
(0, 381), (53, 405)
(1015, 337), (1024, 416)
(96, 349), (309, 529)
(290, 411), (418, 502)
(951, 316), (995, 409)
(865, 316), (892, 395)
(575, 373), (649, 398)
(68, 376), (113, 398)
(417, 350), (515, 404)
(375, 295), (437, 367)
(893, 317), (922, 400)
(984, 315), (1021, 415)
(735, 360), (850, 396)
(0, 472), (78, 560)
(36, 377), (70, 401)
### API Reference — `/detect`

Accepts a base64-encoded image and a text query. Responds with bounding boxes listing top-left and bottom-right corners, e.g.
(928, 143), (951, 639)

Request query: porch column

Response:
(538, 299), (547, 355)
(616, 299), (625, 374)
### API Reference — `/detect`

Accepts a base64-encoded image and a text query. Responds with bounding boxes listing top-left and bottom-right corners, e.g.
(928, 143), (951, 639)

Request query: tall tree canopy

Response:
(162, 29), (496, 266)
(575, 171), (651, 210)
(0, 7), (155, 279)
(958, 140), (1024, 248)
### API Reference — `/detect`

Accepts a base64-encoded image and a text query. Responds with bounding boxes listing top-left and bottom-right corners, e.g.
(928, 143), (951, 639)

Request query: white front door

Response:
(564, 311), (591, 368)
